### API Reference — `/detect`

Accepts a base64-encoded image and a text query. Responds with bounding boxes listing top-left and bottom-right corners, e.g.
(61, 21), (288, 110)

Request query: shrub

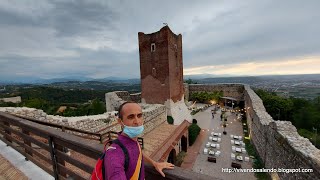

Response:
(167, 116), (174, 124)
(175, 151), (187, 167)
(188, 124), (201, 146)
(189, 91), (223, 103)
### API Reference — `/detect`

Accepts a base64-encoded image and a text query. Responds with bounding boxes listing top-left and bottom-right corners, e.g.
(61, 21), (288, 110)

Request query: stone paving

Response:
(191, 105), (256, 180)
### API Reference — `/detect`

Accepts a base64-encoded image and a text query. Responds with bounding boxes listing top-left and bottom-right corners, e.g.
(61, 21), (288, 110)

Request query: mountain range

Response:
(0, 74), (319, 85)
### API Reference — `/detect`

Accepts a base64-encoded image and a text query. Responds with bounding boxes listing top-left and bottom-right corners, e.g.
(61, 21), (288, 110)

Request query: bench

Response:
(231, 162), (241, 168)
(207, 157), (216, 163)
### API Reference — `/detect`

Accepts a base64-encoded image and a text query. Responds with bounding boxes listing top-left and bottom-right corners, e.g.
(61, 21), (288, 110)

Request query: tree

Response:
(184, 78), (197, 84)
(167, 116), (174, 124)
(255, 89), (320, 133)
(188, 124), (201, 146)
(190, 91), (223, 103)
(90, 98), (106, 115)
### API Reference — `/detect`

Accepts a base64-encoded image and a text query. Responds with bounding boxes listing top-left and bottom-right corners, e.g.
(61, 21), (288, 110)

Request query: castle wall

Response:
(244, 85), (320, 179)
(183, 83), (189, 102)
(189, 84), (245, 101)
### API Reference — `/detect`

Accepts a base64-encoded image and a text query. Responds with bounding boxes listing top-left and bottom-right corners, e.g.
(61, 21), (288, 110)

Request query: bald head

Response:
(118, 101), (141, 120)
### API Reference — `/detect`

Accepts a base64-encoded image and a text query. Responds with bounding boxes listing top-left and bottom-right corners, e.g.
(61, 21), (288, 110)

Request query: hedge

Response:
(167, 116), (174, 124)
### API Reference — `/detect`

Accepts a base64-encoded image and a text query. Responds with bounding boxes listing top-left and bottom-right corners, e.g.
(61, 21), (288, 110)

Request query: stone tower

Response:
(138, 26), (192, 125)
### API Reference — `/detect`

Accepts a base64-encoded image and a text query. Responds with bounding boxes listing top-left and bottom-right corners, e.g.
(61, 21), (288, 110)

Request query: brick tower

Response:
(138, 26), (192, 125)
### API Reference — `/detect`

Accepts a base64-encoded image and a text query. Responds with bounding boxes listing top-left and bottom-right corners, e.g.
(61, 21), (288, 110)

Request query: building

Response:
(138, 26), (192, 125)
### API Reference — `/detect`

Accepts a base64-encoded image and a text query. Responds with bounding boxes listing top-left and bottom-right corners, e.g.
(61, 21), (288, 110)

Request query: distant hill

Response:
(1, 73), (319, 86)
(190, 74), (320, 84)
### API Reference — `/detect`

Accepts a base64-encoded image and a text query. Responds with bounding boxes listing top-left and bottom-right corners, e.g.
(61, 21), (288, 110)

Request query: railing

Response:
(12, 114), (144, 148)
(2, 112), (211, 180)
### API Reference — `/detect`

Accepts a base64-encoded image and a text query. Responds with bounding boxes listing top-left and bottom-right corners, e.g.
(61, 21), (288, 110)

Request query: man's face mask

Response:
(121, 123), (144, 138)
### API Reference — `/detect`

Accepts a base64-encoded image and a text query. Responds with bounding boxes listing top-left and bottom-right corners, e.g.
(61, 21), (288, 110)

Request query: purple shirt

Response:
(104, 134), (145, 180)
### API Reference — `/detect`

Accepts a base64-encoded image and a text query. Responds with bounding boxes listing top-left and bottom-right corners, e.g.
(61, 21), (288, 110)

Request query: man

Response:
(104, 101), (174, 180)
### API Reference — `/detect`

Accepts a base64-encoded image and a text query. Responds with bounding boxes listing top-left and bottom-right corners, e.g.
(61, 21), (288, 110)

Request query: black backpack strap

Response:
(112, 139), (130, 172)
(101, 153), (106, 180)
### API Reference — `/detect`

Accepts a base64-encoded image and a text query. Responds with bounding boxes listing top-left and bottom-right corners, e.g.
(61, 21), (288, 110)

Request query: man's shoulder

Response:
(104, 142), (126, 165)
(105, 140), (127, 156)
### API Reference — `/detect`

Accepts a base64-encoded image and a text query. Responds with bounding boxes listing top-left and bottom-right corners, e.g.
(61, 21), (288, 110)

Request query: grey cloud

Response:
(49, 0), (117, 37)
(0, 0), (319, 81)
(182, 0), (320, 67)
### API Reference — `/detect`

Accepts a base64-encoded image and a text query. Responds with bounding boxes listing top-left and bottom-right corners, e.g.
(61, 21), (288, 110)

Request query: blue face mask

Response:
(122, 124), (144, 138)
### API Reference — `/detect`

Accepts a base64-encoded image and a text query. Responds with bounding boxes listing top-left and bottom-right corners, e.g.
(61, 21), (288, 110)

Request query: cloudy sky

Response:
(0, 0), (319, 81)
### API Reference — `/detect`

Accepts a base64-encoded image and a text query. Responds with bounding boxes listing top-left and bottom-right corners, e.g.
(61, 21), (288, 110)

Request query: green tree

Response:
(23, 98), (46, 109)
(90, 98), (106, 115)
(255, 89), (320, 148)
(184, 78), (197, 84)
(167, 116), (174, 124)
(190, 91), (223, 103)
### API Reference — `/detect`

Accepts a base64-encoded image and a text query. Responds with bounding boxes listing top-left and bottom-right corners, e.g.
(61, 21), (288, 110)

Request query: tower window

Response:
(151, 43), (156, 52)
(174, 44), (177, 52)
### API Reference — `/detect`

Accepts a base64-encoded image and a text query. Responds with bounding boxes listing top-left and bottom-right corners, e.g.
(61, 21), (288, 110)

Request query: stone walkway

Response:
(186, 105), (256, 180)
